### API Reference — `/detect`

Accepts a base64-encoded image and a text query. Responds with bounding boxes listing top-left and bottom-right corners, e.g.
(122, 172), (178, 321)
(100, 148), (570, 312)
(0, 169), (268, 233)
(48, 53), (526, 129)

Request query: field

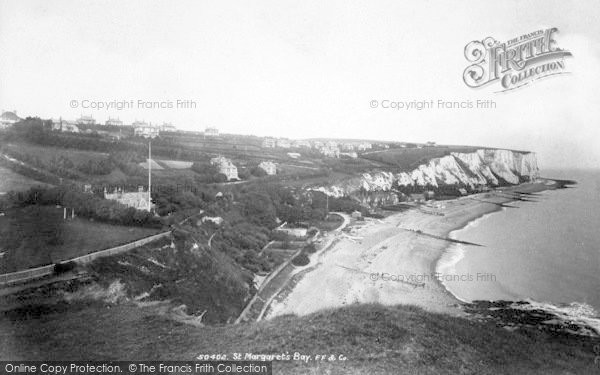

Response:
(138, 159), (164, 170)
(157, 160), (193, 169)
(0, 166), (50, 194)
(0, 206), (162, 273)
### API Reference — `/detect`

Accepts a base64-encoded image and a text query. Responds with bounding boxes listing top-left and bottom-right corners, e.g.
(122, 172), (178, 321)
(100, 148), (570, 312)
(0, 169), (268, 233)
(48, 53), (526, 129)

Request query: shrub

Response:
(291, 253), (310, 266)
(54, 261), (77, 275)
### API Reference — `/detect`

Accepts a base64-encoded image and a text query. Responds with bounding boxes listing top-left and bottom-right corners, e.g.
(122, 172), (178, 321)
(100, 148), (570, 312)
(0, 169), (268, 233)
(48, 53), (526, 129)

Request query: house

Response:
(426, 141), (437, 147)
(357, 143), (372, 151)
(458, 188), (468, 196)
(258, 161), (277, 175)
(262, 137), (276, 148)
(204, 127), (219, 137)
(104, 186), (154, 211)
(52, 118), (80, 133)
(76, 115), (96, 125)
(201, 216), (223, 225)
(105, 117), (123, 126)
(351, 210), (363, 219)
(342, 143), (356, 151)
(210, 156), (239, 180)
(319, 146), (340, 158)
(0, 110), (21, 129)
(292, 140), (311, 148)
(276, 138), (291, 148)
(275, 223), (307, 238)
(160, 122), (177, 132)
(133, 122), (159, 138)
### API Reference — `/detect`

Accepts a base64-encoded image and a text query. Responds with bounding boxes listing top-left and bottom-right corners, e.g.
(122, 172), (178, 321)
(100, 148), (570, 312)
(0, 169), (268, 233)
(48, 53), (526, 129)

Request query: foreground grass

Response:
(1, 301), (597, 374)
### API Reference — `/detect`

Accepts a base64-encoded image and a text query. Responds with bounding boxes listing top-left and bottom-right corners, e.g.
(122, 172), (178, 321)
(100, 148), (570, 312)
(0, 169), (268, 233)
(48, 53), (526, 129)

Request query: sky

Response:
(0, 0), (599, 169)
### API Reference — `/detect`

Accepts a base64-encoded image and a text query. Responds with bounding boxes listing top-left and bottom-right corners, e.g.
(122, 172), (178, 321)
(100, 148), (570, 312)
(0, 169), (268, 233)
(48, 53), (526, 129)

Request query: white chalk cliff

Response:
(313, 149), (539, 197)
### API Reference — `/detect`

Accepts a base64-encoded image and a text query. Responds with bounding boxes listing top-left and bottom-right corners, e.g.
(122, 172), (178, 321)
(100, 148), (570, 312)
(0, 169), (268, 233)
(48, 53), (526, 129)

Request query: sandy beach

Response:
(266, 181), (556, 318)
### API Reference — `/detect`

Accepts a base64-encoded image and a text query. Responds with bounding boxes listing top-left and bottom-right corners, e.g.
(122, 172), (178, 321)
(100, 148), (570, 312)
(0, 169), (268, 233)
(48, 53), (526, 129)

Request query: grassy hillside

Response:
(0, 205), (161, 273)
(1, 301), (597, 374)
(0, 165), (50, 193)
(360, 146), (479, 171)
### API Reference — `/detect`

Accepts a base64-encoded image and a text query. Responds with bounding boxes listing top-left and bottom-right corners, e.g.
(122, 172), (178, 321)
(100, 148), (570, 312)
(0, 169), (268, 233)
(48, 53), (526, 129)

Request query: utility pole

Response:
(148, 140), (152, 212)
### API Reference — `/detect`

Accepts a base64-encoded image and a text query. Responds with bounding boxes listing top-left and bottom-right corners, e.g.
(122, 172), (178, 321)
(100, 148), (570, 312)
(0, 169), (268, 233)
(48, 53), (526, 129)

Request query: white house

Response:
(276, 138), (291, 148)
(292, 140), (311, 149)
(52, 118), (80, 133)
(76, 115), (96, 125)
(258, 161), (277, 175)
(105, 117), (123, 126)
(319, 146), (340, 158)
(262, 137), (276, 148)
(0, 110), (22, 129)
(160, 122), (177, 132)
(210, 156), (239, 180)
(357, 142), (372, 151)
(133, 121), (159, 138)
(104, 186), (155, 211)
(205, 127), (219, 137)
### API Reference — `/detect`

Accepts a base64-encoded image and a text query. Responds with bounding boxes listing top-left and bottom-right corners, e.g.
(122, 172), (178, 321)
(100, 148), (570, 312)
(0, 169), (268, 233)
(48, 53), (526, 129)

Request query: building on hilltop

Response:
(0, 110), (22, 129)
(276, 138), (291, 148)
(357, 142), (372, 151)
(104, 186), (155, 211)
(258, 161), (277, 175)
(160, 122), (177, 132)
(292, 140), (311, 148)
(51, 118), (80, 133)
(76, 115), (96, 126)
(262, 137), (276, 148)
(319, 145), (340, 158)
(210, 156), (239, 180)
(105, 117), (124, 126)
(204, 127), (219, 137)
(133, 121), (159, 138)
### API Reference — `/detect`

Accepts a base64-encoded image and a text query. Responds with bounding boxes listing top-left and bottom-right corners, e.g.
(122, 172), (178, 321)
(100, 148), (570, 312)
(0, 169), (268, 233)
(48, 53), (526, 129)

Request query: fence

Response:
(0, 231), (172, 286)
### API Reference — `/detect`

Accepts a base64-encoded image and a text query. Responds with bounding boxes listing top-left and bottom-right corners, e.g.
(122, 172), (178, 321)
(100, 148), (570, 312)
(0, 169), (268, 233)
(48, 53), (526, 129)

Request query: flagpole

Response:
(148, 139), (152, 212)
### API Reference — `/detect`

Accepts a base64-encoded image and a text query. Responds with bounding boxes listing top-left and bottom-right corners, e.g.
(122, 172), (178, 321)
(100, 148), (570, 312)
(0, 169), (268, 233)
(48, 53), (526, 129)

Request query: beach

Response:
(266, 181), (555, 318)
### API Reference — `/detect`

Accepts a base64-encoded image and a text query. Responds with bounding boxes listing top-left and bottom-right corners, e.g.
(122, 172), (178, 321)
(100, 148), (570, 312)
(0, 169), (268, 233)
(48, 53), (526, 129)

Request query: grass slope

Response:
(0, 206), (161, 272)
(1, 302), (597, 374)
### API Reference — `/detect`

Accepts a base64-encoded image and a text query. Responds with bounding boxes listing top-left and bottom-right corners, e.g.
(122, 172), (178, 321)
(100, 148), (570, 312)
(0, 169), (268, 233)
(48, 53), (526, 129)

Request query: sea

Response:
(437, 169), (600, 323)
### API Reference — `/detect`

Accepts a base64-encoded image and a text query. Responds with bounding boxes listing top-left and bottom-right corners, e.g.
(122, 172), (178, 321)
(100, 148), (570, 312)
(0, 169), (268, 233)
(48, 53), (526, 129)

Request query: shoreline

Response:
(430, 205), (505, 305)
(266, 180), (560, 319)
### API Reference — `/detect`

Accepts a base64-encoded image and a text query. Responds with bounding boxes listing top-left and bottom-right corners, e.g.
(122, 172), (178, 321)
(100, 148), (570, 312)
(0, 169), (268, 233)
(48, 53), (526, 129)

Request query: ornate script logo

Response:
(463, 28), (572, 92)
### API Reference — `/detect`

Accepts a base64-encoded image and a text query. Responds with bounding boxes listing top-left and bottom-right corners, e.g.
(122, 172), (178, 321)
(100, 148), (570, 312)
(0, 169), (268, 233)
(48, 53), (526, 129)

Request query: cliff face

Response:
(314, 149), (539, 199)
